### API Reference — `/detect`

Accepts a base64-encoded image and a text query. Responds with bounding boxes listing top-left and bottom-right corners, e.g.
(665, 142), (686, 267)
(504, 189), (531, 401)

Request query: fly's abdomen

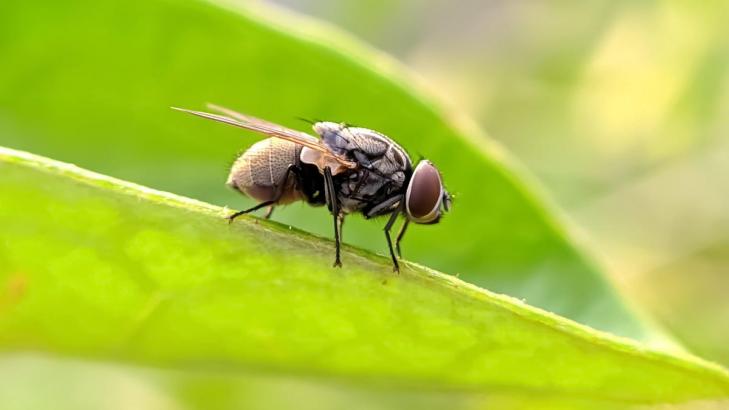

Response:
(227, 138), (302, 204)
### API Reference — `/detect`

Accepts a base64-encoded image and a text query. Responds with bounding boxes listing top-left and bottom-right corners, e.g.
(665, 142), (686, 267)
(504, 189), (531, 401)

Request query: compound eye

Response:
(406, 160), (443, 223)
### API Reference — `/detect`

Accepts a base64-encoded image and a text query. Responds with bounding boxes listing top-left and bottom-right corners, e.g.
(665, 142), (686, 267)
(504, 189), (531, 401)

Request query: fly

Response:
(174, 104), (451, 272)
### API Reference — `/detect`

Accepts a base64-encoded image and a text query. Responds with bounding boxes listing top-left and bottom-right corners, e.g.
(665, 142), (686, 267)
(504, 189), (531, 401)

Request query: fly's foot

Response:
(333, 259), (343, 268)
(227, 209), (248, 224)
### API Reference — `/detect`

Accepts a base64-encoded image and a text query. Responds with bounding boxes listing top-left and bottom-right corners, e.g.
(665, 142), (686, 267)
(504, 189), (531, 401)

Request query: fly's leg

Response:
(337, 214), (345, 247)
(383, 210), (401, 273)
(227, 201), (275, 223)
(395, 219), (409, 259)
(323, 167), (342, 267)
(228, 165), (294, 224)
(335, 214), (345, 265)
(350, 169), (369, 197)
(364, 194), (402, 218)
(263, 206), (275, 219)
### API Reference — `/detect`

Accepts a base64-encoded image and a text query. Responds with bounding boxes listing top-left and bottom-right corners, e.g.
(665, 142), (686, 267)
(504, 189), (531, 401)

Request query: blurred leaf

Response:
(573, 142), (729, 280)
(633, 242), (729, 369)
(1, 148), (729, 406)
(570, 141), (729, 370)
(0, 354), (649, 410)
(3, 355), (729, 410)
(0, 0), (660, 341)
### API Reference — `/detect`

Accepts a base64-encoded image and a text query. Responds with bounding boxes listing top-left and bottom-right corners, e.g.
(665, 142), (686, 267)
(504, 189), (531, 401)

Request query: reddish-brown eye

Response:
(405, 160), (443, 223)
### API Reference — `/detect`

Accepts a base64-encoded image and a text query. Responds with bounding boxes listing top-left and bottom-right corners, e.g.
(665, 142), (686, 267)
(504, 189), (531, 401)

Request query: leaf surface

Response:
(0, 147), (727, 404)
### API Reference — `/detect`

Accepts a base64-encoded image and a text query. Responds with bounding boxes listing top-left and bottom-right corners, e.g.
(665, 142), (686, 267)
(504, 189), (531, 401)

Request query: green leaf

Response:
(8, 354), (719, 410)
(1, 147), (729, 405)
(0, 0), (658, 342)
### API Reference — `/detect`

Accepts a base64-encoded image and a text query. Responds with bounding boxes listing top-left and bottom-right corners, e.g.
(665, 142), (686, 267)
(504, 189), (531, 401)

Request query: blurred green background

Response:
(1, 0), (728, 408)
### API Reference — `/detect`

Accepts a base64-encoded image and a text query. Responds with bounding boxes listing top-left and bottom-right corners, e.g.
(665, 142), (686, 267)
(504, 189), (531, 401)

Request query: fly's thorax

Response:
(227, 138), (302, 204)
(308, 121), (417, 216)
(312, 122), (411, 174)
(312, 122), (347, 154)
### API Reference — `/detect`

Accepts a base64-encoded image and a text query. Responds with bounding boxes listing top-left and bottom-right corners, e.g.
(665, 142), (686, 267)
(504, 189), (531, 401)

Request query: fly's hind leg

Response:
(263, 206), (275, 219)
(227, 201), (275, 224)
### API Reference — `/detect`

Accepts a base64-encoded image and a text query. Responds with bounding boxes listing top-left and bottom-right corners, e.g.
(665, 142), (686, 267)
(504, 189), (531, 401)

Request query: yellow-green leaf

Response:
(1, 147), (728, 405)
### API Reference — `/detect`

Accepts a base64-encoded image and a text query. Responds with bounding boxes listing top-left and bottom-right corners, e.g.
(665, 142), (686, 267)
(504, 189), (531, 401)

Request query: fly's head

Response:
(404, 160), (451, 224)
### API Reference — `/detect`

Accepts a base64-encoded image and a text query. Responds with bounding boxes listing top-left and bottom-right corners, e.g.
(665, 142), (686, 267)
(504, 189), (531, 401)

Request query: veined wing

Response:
(206, 103), (317, 142)
(172, 106), (357, 170)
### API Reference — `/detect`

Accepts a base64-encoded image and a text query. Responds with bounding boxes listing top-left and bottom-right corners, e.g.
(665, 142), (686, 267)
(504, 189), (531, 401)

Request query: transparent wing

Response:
(172, 105), (356, 169)
(206, 103), (318, 143)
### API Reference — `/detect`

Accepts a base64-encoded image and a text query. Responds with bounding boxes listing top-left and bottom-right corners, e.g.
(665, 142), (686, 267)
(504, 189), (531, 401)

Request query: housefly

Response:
(174, 105), (451, 272)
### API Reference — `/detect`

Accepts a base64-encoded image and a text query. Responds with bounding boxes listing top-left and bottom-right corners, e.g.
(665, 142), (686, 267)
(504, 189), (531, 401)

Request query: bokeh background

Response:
(270, 0), (729, 367)
(1, 0), (728, 409)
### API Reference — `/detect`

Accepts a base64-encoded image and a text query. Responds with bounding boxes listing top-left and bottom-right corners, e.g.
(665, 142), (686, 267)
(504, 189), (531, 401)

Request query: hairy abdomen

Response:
(227, 138), (302, 204)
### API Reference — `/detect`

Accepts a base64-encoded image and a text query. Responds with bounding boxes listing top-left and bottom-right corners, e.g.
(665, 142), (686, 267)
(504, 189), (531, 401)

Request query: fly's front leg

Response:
(323, 167), (342, 267)
(364, 194), (402, 218)
(383, 210), (401, 273)
(395, 219), (409, 259)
